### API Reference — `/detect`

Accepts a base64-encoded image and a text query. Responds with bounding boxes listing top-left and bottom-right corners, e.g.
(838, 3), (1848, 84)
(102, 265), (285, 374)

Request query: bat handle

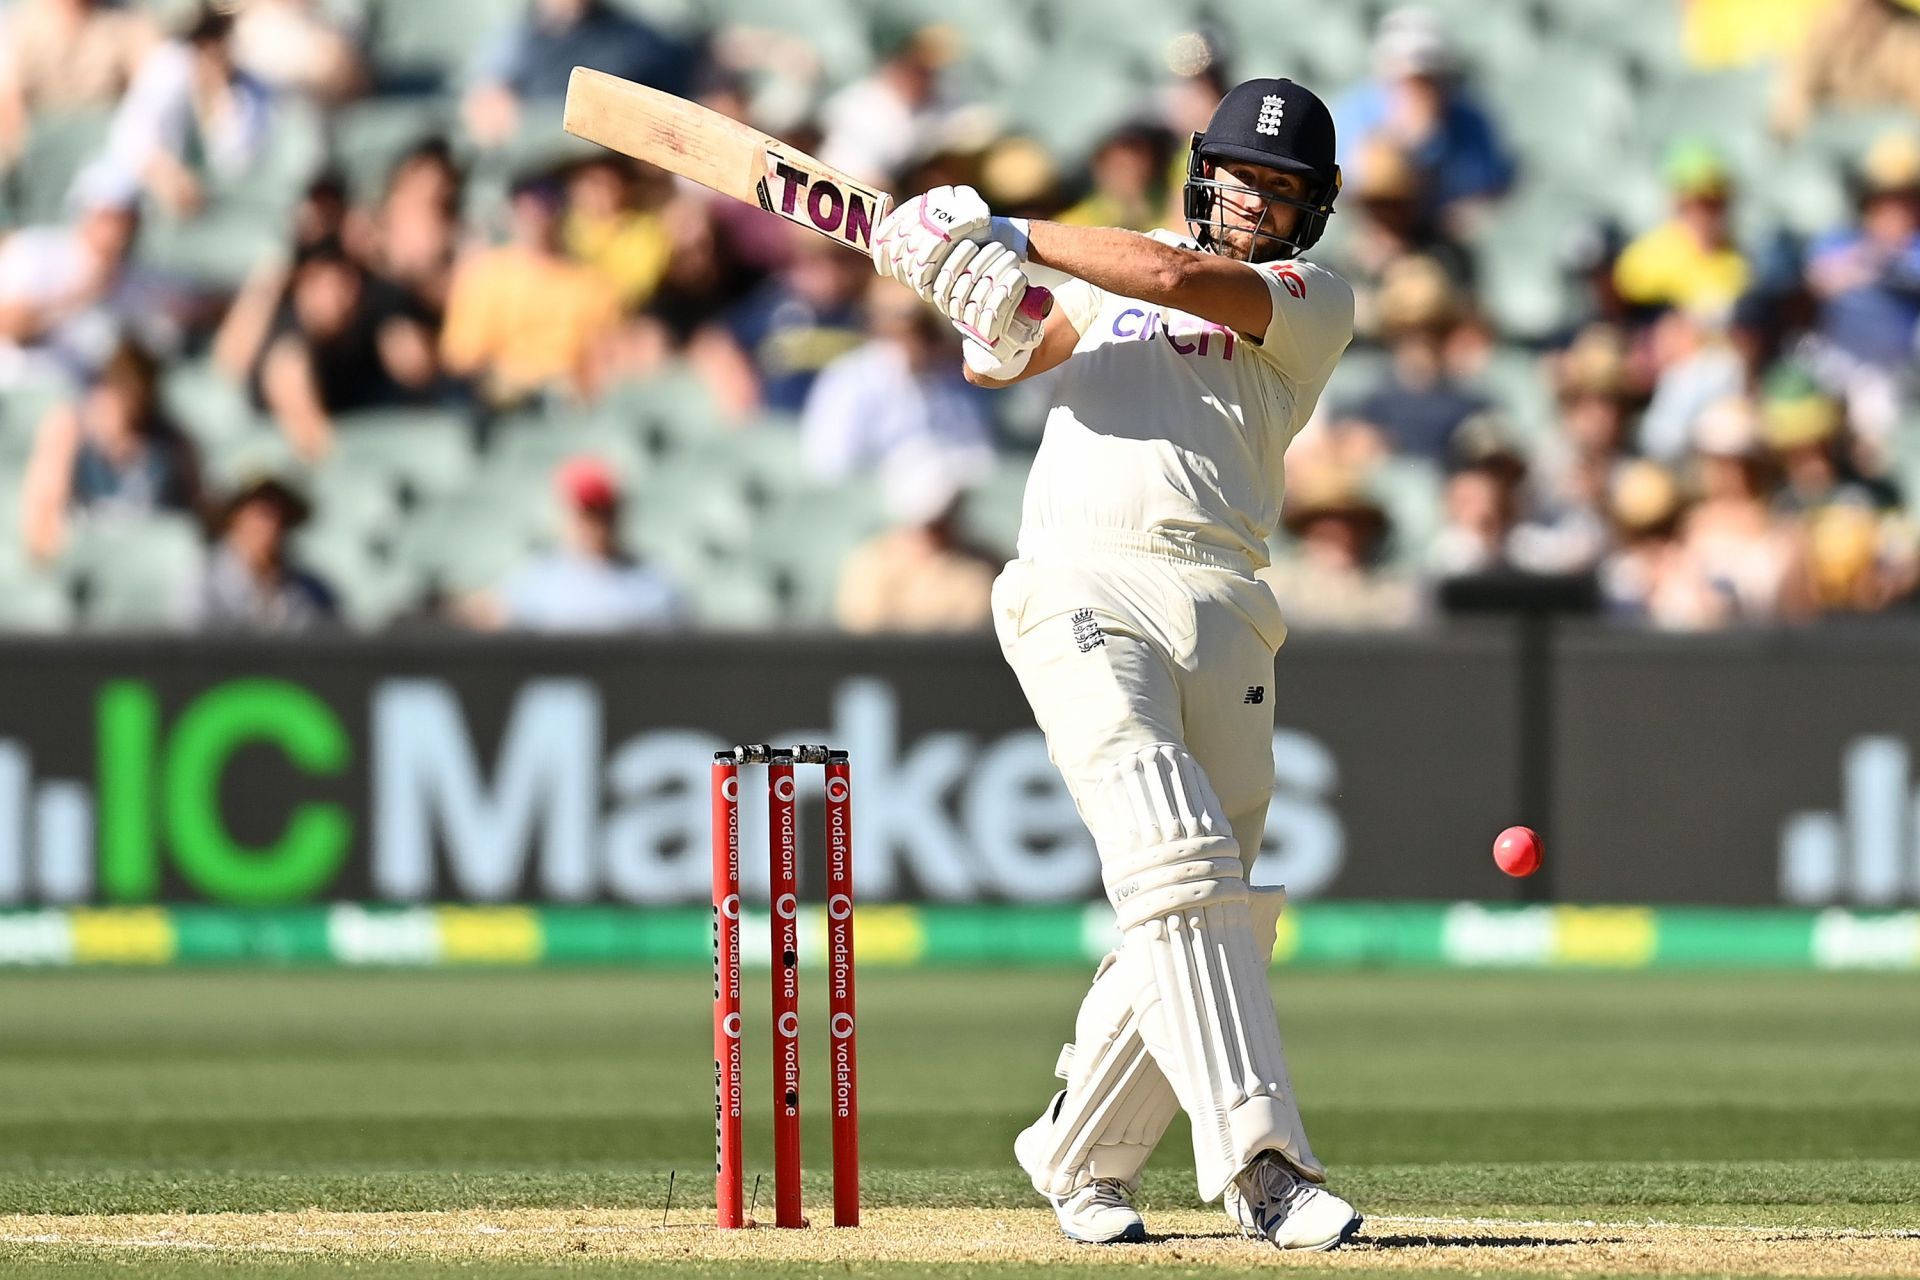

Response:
(1017, 285), (1053, 322)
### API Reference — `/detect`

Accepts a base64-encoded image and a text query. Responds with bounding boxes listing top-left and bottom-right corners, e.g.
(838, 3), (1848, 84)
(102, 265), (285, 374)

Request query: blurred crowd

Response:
(1, 0), (1918, 635)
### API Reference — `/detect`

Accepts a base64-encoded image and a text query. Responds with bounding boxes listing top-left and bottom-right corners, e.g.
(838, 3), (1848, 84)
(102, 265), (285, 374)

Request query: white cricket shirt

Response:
(1019, 230), (1355, 571)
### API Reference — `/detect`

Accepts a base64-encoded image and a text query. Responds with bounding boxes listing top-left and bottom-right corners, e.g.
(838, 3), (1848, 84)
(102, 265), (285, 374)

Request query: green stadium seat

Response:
(1007, 61), (1147, 165)
(393, 503), (544, 596)
(4, 109), (113, 226)
(161, 358), (261, 451)
(64, 514), (205, 630)
(1369, 457), (1445, 570)
(688, 564), (783, 631)
(330, 97), (457, 202)
(0, 383), (67, 469)
(482, 410), (648, 487)
(327, 409), (478, 500)
(0, 570), (75, 633)
(1477, 347), (1556, 445)
(365, 0), (529, 87)
(959, 454), (1030, 557)
(293, 526), (425, 629)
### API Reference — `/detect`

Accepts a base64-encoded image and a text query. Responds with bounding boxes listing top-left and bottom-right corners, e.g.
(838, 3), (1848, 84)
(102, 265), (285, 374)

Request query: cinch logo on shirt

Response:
(1109, 308), (1238, 362)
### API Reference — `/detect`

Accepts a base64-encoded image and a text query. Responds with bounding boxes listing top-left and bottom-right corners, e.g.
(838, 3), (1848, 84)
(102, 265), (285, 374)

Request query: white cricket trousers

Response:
(991, 540), (1287, 871)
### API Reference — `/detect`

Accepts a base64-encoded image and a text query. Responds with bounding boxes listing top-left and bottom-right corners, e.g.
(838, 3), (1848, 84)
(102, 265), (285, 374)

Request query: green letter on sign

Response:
(163, 679), (351, 903)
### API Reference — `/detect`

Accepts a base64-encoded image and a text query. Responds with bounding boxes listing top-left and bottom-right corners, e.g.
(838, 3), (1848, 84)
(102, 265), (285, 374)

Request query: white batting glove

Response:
(871, 185), (1032, 300)
(957, 300), (1045, 381)
(933, 240), (1038, 347)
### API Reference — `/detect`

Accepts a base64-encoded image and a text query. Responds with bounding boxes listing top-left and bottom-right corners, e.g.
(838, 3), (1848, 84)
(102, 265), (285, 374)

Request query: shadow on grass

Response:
(1361, 1233), (1620, 1249)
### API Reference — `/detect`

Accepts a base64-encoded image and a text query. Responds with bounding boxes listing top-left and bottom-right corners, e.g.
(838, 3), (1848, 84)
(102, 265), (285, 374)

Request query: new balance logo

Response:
(1070, 610), (1104, 653)
(1255, 94), (1286, 136)
(1244, 686), (1265, 705)
(1781, 736), (1920, 904)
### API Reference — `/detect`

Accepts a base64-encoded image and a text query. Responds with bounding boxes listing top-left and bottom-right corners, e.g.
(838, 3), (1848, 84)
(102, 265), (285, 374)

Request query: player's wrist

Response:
(989, 216), (1031, 259)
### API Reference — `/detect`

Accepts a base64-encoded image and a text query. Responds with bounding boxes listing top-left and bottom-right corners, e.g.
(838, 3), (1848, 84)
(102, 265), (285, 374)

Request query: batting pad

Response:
(1015, 886), (1290, 1198)
(1088, 744), (1320, 1200)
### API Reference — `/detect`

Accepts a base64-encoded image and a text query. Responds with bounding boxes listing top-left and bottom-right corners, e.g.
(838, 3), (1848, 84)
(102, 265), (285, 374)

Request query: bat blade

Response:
(564, 67), (891, 257)
(563, 67), (1053, 328)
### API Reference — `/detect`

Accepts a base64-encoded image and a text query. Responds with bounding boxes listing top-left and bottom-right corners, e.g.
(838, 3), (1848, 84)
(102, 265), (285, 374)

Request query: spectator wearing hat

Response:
(0, 0), (156, 167)
(181, 475), (337, 631)
(801, 279), (992, 483)
(462, 0), (695, 148)
(20, 339), (203, 564)
(1329, 139), (1474, 341)
(1335, 6), (1514, 227)
(1260, 465), (1423, 630)
(1601, 458), (1728, 629)
(1677, 396), (1814, 624)
(1764, 372), (1900, 516)
(441, 173), (621, 406)
(1614, 141), (1752, 318)
(1513, 327), (1639, 574)
(1329, 255), (1492, 464)
(835, 444), (999, 633)
(1802, 131), (1920, 445)
(473, 458), (687, 633)
(1429, 423), (1529, 577)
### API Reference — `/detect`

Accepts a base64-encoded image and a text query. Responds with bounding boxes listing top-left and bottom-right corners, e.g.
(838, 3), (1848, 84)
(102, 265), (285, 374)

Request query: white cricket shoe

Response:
(1223, 1152), (1363, 1251)
(1041, 1178), (1147, 1244)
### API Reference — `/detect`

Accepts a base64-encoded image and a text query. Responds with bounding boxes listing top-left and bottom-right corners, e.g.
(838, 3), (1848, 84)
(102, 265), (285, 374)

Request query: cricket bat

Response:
(563, 67), (1056, 335)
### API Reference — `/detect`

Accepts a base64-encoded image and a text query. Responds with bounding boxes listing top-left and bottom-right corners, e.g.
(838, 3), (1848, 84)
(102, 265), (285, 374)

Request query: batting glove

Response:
(934, 240), (1043, 347)
(872, 185), (1030, 300)
(958, 298), (1045, 381)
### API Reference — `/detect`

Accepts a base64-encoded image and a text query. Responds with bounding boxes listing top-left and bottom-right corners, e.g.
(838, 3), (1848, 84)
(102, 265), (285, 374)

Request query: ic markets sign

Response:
(0, 642), (1397, 906)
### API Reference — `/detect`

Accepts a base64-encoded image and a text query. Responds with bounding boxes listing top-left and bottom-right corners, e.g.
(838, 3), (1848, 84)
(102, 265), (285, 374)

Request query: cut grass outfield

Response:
(0, 967), (1916, 1277)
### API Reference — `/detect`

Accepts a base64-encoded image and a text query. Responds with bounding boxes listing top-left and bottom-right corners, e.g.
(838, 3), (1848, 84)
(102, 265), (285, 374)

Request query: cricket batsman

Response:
(871, 78), (1361, 1249)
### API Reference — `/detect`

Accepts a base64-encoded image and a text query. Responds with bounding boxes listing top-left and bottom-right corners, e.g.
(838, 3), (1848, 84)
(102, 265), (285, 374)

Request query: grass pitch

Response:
(0, 966), (1915, 1277)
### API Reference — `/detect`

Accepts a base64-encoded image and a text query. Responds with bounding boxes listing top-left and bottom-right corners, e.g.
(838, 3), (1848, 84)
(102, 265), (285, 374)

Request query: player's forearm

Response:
(1025, 221), (1268, 334)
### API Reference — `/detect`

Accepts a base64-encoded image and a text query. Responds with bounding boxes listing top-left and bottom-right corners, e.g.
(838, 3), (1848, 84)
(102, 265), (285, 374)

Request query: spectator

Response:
(0, 0), (156, 167)
(1514, 327), (1638, 573)
(817, 23), (953, 185)
(1330, 139), (1474, 340)
(1771, 0), (1920, 138)
(1261, 466), (1423, 629)
(463, 0), (696, 148)
(1613, 141), (1751, 318)
(260, 240), (438, 460)
(1600, 458), (1728, 629)
(212, 170), (354, 382)
(97, 6), (272, 218)
(1801, 131), (1920, 446)
(1764, 372), (1900, 515)
(564, 155), (672, 311)
(441, 173), (620, 406)
(180, 474), (337, 631)
(1057, 124), (1169, 234)
(1429, 430), (1528, 576)
(470, 457), (688, 632)
(229, 0), (365, 102)
(1678, 397), (1815, 624)
(1329, 256), (1492, 464)
(1637, 304), (1748, 463)
(835, 445), (1000, 633)
(356, 141), (465, 320)
(0, 170), (141, 387)
(20, 340), (202, 563)
(1335, 6), (1514, 228)
(801, 280), (992, 483)
(705, 234), (870, 417)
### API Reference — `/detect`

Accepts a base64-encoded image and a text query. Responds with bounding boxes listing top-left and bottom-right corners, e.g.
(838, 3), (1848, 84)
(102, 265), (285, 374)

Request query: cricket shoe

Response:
(1037, 1177), (1147, 1244)
(1223, 1152), (1363, 1251)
